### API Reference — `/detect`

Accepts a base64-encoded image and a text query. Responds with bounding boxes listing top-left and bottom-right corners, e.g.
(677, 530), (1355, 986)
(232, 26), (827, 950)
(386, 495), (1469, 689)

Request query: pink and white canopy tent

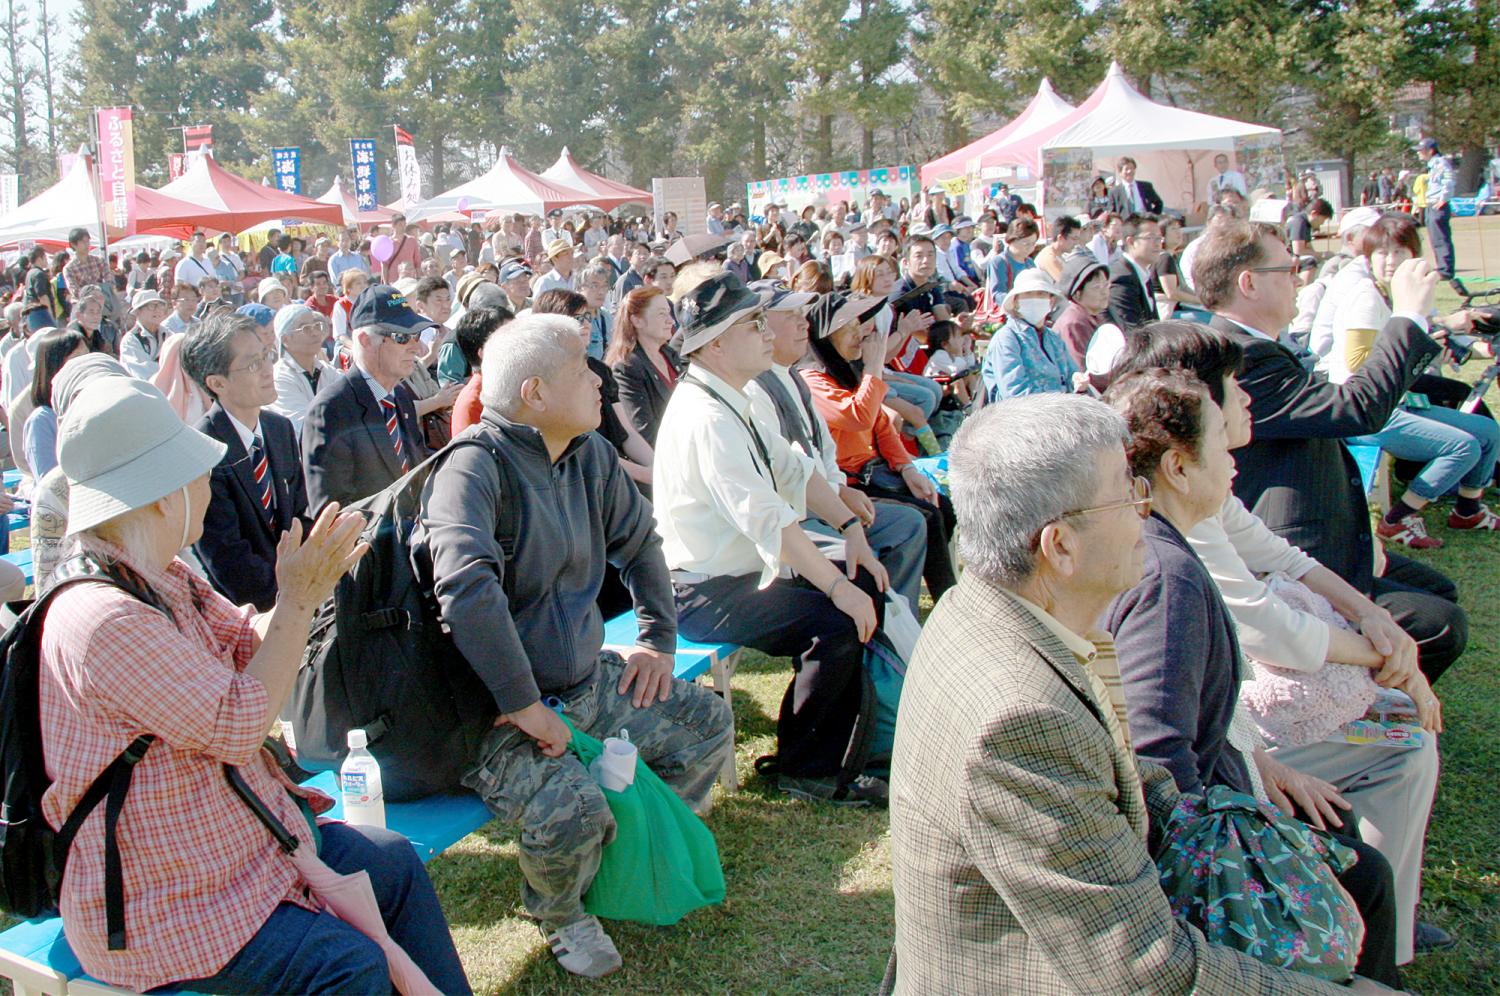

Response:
(0, 159), (232, 248)
(919, 79), (1076, 188)
(317, 176), (397, 228)
(540, 148), (651, 211)
(977, 63), (1282, 214)
(159, 154), (345, 232)
(406, 148), (595, 223)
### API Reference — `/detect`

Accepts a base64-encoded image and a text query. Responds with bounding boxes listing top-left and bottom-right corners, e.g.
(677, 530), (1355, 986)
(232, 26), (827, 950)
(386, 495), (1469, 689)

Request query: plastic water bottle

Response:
(339, 729), (386, 829)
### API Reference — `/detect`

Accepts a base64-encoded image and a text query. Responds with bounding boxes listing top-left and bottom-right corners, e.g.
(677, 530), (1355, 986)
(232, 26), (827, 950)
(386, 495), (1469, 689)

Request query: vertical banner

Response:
(272, 146), (301, 194)
(394, 125), (421, 205)
(0, 173), (17, 216)
(96, 106), (136, 231)
(168, 153), (186, 179)
(184, 123), (214, 159)
(350, 138), (378, 211)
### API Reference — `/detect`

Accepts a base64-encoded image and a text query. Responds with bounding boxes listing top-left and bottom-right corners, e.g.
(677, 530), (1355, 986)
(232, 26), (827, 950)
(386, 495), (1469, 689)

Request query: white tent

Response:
(984, 63), (1283, 214)
(919, 79), (1076, 187)
(407, 148), (595, 223)
(0, 160), (103, 248)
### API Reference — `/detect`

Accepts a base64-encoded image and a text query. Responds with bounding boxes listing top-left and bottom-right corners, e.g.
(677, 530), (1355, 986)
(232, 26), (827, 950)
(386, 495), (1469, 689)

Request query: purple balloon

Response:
(370, 234), (395, 263)
(457, 196), (470, 213)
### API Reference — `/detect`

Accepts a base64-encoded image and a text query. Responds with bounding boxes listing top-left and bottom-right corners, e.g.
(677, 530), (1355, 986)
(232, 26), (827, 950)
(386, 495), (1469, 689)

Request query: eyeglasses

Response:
(230, 348), (278, 375)
(1247, 262), (1299, 276)
(1059, 476), (1153, 521)
(729, 316), (767, 335)
(294, 319), (329, 335)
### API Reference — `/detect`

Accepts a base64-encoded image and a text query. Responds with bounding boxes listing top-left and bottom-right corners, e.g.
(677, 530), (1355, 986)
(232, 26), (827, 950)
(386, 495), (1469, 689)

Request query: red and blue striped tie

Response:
(251, 436), (274, 520)
(380, 398), (409, 474)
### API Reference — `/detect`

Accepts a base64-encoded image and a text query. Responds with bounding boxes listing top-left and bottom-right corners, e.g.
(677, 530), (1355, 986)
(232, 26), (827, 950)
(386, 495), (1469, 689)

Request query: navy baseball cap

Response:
(350, 284), (438, 334)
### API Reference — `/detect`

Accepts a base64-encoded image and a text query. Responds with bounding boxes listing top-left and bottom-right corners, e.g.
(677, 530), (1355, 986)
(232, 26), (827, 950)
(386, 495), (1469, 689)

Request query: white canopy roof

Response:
(1042, 62), (1279, 155)
(920, 79), (1075, 186)
(407, 148), (594, 223)
(0, 160), (103, 248)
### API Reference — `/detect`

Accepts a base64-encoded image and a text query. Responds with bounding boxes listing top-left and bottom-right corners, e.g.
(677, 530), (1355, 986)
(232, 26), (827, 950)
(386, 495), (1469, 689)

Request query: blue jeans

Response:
(162, 823), (471, 994)
(884, 371), (941, 424)
(805, 498), (927, 612)
(1355, 405), (1500, 501)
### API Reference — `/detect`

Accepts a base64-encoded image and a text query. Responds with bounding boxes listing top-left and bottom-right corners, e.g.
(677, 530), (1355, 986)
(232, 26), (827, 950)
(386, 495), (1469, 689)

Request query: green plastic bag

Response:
(563, 719), (726, 926)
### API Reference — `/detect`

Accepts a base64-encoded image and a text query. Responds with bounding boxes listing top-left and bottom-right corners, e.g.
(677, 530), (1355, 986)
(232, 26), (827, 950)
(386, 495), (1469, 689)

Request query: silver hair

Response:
(577, 260), (613, 287)
(479, 313), (581, 418)
(948, 394), (1131, 586)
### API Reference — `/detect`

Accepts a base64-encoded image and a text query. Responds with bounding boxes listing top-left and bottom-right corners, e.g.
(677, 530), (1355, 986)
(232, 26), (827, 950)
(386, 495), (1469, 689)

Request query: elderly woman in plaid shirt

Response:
(38, 377), (471, 994)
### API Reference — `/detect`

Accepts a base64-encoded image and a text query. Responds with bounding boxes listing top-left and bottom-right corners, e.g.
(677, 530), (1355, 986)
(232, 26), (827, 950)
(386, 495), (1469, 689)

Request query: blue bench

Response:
(1, 619), (746, 994)
(4, 548), (32, 585)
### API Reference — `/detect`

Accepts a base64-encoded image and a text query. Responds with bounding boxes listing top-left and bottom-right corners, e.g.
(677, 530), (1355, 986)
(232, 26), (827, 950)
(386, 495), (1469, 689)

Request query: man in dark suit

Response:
(181, 311), (311, 610)
(302, 284), (432, 512)
(1106, 214), (1162, 330)
(1108, 156), (1164, 216)
(1189, 219), (1467, 684)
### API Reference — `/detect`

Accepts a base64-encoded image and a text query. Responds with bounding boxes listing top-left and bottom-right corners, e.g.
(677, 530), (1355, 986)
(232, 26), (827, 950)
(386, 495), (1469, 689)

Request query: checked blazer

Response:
(888, 575), (1343, 994)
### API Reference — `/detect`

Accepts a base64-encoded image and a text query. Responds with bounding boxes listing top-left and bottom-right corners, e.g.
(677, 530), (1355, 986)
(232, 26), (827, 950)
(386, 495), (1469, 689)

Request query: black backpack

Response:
(289, 430), (519, 801)
(0, 557), (170, 947)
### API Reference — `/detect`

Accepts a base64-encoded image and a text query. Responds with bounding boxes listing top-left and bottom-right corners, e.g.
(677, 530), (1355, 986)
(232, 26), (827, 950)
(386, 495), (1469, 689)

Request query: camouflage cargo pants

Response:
(461, 652), (734, 928)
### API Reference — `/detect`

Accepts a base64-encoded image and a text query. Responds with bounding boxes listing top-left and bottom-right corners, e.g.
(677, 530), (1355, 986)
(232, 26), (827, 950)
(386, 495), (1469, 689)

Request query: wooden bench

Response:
(0, 622), (744, 995)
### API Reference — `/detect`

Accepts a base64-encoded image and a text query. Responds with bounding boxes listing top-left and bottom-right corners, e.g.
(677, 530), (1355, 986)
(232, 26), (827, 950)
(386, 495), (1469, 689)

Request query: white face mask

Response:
(1017, 299), (1052, 327)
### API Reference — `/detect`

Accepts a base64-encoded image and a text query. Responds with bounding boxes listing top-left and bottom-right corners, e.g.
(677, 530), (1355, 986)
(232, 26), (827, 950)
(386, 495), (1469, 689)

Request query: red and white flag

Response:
(183, 124), (214, 159)
(394, 124), (421, 205)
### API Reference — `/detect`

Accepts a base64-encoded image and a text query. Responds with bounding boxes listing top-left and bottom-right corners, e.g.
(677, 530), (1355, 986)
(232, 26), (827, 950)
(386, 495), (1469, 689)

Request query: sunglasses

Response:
(377, 329), (421, 345)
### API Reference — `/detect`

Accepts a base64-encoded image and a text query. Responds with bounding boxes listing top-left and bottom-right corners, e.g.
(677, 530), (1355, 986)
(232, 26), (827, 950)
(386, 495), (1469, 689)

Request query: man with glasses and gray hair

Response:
(889, 393), (1361, 993)
(182, 310), (310, 610)
(301, 284), (431, 511)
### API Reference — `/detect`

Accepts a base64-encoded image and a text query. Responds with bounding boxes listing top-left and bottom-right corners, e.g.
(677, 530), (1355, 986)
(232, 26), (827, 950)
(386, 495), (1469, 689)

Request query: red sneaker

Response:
(1448, 505), (1500, 531)
(1376, 513), (1443, 549)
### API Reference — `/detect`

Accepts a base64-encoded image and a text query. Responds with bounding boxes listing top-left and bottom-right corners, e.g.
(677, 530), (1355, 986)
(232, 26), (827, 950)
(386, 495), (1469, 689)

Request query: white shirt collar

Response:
(1220, 316), (1278, 342)
(224, 409), (262, 452)
(356, 363), (393, 403)
(683, 365), (751, 416)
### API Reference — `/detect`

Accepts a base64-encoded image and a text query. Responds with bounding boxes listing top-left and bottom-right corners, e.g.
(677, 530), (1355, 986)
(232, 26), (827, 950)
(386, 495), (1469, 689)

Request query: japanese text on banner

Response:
(350, 138), (378, 211)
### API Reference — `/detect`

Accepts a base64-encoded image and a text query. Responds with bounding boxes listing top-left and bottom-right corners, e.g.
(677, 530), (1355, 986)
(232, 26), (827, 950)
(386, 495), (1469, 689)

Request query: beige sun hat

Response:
(58, 377), (226, 535)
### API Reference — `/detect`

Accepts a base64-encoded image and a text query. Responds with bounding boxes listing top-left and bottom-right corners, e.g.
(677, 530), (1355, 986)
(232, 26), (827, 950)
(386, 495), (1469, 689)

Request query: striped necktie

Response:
(379, 397), (410, 473)
(250, 436), (274, 519)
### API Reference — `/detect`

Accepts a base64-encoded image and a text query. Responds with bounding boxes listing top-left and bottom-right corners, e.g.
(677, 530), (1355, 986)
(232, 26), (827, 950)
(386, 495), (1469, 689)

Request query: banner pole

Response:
(89, 107), (109, 261)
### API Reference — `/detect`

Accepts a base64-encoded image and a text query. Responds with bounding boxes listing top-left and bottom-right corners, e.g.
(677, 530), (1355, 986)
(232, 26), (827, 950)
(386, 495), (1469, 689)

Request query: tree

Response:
(787, 0), (854, 171)
(847, 0), (915, 168)
(589, 0), (680, 187)
(0, 0), (35, 181)
(1406, 0), (1500, 191)
(505, 0), (610, 172)
(33, 0), (59, 175)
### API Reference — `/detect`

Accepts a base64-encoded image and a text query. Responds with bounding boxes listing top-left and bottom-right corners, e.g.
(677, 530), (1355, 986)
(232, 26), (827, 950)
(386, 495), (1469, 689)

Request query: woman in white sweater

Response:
(1122, 320), (1449, 962)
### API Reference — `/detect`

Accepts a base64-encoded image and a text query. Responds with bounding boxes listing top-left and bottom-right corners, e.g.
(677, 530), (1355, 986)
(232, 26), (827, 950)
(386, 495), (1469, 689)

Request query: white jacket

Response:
(268, 352), (340, 436)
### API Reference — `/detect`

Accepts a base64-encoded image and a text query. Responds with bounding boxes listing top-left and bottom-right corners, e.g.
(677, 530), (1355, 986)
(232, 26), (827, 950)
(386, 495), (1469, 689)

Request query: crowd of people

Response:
(8, 132), (1491, 992)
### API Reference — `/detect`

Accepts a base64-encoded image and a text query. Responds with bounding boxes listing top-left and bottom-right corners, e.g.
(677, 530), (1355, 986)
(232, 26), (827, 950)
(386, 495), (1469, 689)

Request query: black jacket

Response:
(1213, 313), (1439, 594)
(1106, 256), (1155, 330)
(1109, 179), (1164, 216)
(301, 368), (428, 513)
(193, 404), (311, 610)
(409, 413), (676, 714)
(613, 342), (679, 446)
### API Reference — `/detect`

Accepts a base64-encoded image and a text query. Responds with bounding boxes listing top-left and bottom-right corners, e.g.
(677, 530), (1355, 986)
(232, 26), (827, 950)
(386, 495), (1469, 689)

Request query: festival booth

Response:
(919, 78), (1076, 209)
(316, 176), (396, 229)
(745, 165), (918, 222)
(973, 62), (1283, 220)
(405, 148), (593, 224)
(0, 159), (229, 249)
(159, 154), (345, 232)
(541, 148), (651, 212)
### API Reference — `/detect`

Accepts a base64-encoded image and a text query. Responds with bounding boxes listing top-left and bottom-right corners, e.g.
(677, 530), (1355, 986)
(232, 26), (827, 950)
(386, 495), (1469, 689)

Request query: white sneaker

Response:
(547, 915), (622, 978)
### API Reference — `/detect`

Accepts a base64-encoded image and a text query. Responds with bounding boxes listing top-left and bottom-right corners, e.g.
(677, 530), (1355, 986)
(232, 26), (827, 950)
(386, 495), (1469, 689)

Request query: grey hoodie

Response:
(411, 411), (675, 714)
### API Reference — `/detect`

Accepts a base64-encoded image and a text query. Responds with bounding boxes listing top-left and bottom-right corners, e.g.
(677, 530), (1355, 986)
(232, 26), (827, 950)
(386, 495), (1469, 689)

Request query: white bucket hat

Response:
(58, 377), (226, 535)
(1001, 268), (1061, 314)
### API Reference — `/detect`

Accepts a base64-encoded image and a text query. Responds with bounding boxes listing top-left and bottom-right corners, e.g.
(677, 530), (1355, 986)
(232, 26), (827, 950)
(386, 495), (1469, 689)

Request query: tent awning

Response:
(407, 148), (596, 223)
(540, 148), (651, 211)
(920, 80), (1075, 187)
(159, 155), (345, 232)
(317, 176), (396, 227)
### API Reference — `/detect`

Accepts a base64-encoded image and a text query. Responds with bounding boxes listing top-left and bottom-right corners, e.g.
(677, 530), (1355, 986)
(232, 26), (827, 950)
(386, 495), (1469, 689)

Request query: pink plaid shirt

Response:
(39, 539), (317, 991)
(62, 252), (110, 296)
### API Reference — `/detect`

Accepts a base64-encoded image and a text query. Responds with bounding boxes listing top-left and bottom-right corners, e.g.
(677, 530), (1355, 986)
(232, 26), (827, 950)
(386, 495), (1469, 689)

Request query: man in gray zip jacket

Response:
(410, 313), (733, 980)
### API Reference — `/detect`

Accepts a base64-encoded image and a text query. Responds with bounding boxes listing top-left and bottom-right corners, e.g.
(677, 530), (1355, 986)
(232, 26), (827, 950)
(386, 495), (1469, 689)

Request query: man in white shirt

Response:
(744, 284), (926, 610)
(653, 272), (891, 806)
(119, 289), (173, 380)
(1207, 153), (1249, 203)
(173, 230), (217, 288)
(541, 210), (573, 249)
(533, 240), (576, 296)
(327, 228), (370, 284)
(269, 303), (338, 434)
